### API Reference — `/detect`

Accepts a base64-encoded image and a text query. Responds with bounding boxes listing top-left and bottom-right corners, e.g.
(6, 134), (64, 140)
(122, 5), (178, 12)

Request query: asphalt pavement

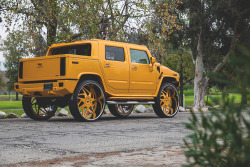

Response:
(0, 112), (198, 166)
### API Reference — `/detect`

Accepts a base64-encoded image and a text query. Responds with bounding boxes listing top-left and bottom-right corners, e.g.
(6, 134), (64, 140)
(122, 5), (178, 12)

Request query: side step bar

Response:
(106, 101), (155, 105)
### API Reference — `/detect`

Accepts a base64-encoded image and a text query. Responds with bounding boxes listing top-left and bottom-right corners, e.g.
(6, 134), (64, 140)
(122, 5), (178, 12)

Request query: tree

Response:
(1, 0), (149, 48)
(183, 46), (250, 167)
(179, 0), (250, 109)
(162, 47), (195, 106)
(143, 0), (182, 63)
(0, 30), (29, 100)
(0, 74), (5, 89)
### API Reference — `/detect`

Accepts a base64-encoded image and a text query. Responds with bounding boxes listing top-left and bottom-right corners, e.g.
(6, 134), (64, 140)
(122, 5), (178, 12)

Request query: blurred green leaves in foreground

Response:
(182, 46), (250, 167)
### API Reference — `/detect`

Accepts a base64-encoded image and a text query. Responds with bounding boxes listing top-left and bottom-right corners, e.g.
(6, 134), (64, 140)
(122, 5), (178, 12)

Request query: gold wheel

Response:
(22, 97), (58, 120)
(77, 84), (104, 120)
(108, 104), (134, 118)
(70, 80), (105, 121)
(153, 83), (179, 118)
(117, 105), (134, 116)
(160, 88), (178, 115)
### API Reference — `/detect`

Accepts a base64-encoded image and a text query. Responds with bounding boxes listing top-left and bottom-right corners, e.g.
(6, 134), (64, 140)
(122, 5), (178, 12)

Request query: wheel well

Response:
(161, 77), (179, 88)
(77, 74), (104, 89)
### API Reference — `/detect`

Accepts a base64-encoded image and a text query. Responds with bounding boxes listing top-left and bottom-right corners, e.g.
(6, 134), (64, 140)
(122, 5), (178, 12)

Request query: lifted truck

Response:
(15, 39), (180, 121)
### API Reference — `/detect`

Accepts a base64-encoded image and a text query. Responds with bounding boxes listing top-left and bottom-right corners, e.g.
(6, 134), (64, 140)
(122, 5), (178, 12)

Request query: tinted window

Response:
(105, 46), (125, 61)
(130, 49), (149, 64)
(52, 44), (91, 56)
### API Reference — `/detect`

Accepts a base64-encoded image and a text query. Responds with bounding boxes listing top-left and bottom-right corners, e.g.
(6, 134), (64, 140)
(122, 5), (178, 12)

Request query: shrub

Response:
(182, 94), (250, 167)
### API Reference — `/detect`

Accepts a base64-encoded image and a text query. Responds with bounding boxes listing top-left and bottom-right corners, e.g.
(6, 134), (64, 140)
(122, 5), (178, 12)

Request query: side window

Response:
(130, 49), (149, 64)
(105, 46), (125, 62)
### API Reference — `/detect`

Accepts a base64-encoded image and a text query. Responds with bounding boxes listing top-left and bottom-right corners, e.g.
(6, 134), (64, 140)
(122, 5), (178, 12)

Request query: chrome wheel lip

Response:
(76, 82), (105, 121)
(160, 85), (179, 117)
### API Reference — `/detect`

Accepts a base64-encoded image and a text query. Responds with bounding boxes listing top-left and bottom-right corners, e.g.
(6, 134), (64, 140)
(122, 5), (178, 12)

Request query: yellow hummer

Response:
(15, 39), (180, 121)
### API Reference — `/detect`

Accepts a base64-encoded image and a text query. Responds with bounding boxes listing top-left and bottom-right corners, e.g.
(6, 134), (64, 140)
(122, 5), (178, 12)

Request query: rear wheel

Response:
(22, 97), (58, 120)
(69, 80), (105, 122)
(108, 104), (134, 118)
(153, 83), (179, 118)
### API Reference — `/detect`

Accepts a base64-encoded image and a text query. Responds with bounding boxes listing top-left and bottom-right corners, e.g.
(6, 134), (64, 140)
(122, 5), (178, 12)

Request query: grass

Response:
(3, 110), (25, 117)
(0, 95), (22, 101)
(0, 101), (23, 109)
(184, 93), (249, 106)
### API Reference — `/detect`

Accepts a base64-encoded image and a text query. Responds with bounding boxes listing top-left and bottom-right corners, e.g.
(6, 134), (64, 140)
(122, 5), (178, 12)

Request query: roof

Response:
(50, 39), (146, 48)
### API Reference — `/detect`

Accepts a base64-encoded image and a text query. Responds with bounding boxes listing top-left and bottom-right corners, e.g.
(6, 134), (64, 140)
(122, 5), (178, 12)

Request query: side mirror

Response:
(151, 57), (156, 64)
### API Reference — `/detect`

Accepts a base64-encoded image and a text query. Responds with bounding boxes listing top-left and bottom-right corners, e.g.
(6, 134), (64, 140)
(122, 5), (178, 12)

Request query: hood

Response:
(156, 63), (179, 81)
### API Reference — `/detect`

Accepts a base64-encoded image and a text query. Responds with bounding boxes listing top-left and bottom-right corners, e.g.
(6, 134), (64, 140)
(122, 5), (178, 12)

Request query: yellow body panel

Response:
(15, 39), (179, 100)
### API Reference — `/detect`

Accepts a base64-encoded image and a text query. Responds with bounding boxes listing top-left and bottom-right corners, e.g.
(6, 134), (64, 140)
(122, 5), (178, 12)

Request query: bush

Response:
(183, 94), (250, 167)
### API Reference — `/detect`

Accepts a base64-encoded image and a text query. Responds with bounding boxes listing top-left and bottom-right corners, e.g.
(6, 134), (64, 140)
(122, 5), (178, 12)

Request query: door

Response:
(129, 48), (157, 94)
(101, 43), (130, 92)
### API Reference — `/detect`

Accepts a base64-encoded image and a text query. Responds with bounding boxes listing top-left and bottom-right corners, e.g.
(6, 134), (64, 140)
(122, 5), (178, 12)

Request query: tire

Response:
(22, 97), (58, 120)
(153, 83), (179, 118)
(108, 104), (134, 118)
(69, 80), (105, 122)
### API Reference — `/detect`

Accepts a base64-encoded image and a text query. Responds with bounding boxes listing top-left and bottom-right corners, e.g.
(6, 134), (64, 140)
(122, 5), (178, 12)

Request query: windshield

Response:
(51, 44), (91, 56)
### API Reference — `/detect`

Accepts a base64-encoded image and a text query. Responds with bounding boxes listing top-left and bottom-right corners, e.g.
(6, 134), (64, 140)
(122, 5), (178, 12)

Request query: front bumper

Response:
(14, 80), (78, 97)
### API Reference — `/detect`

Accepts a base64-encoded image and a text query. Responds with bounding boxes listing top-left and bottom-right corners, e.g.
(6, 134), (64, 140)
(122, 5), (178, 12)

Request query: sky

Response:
(0, 23), (7, 71)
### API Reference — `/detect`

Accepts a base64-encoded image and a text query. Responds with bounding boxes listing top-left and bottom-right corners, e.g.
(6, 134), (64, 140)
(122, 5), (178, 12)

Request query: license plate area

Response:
(44, 83), (53, 90)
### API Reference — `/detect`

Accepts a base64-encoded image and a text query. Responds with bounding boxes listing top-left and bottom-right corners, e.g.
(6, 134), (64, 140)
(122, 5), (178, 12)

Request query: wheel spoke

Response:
(82, 87), (90, 95)
(118, 105), (126, 114)
(89, 86), (96, 98)
(82, 106), (89, 117)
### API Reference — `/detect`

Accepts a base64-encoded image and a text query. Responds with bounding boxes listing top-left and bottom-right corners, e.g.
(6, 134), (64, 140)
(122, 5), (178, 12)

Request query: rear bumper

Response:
(14, 80), (78, 97)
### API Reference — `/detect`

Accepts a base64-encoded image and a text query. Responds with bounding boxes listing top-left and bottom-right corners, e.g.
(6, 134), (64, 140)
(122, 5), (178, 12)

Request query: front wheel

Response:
(108, 104), (134, 118)
(153, 83), (179, 118)
(22, 97), (58, 120)
(69, 80), (105, 122)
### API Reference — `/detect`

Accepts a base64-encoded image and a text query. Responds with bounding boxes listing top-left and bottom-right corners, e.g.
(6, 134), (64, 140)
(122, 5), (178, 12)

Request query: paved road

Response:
(0, 112), (197, 166)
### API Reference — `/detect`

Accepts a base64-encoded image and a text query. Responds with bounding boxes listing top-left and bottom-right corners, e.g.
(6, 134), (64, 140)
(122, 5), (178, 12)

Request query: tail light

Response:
(19, 62), (23, 79)
(60, 57), (66, 76)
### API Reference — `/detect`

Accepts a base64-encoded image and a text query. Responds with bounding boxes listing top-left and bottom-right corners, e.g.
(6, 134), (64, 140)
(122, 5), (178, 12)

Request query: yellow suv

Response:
(15, 39), (180, 121)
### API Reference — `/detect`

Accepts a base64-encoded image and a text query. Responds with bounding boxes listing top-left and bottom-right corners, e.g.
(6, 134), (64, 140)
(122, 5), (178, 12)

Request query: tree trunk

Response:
(179, 53), (184, 107)
(47, 21), (57, 46)
(16, 92), (19, 101)
(193, 30), (209, 109)
(241, 83), (247, 105)
(46, 0), (58, 46)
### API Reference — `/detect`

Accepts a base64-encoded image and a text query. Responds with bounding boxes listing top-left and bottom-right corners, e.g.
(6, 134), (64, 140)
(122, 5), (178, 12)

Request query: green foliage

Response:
(162, 51), (194, 85)
(1, 0), (149, 47)
(0, 74), (5, 88)
(145, 0), (182, 62)
(183, 44), (250, 166)
(183, 94), (250, 167)
(0, 30), (29, 91)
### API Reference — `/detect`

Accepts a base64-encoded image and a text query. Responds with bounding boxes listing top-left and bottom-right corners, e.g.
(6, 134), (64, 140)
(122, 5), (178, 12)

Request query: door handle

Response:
(132, 66), (137, 70)
(104, 64), (110, 67)
(37, 62), (43, 66)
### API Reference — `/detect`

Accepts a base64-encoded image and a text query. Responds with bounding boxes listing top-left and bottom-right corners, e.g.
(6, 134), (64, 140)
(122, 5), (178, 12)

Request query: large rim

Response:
(160, 85), (179, 116)
(116, 104), (134, 116)
(77, 83), (104, 120)
(30, 97), (57, 118)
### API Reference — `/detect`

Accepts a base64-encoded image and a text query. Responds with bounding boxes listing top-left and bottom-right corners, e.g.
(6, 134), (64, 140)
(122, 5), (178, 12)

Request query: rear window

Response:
(52, 44), (91, 56)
